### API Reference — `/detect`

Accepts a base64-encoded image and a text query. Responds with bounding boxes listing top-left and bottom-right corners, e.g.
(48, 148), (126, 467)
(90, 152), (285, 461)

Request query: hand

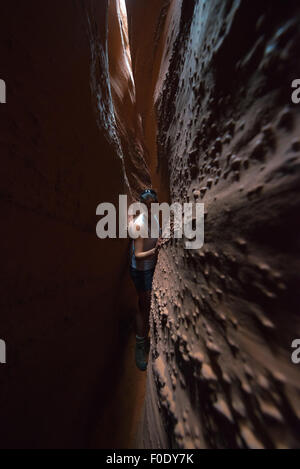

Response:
(154, 241), (161, 256)
(155, 238), (163, 253)
(150, 247), (157, 258)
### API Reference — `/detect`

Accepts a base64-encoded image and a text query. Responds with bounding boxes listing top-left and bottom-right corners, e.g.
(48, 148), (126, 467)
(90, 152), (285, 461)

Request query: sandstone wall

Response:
(1, 0), (300, 450)
(0, 0), (146, 448)
(130, 0), (300, 449)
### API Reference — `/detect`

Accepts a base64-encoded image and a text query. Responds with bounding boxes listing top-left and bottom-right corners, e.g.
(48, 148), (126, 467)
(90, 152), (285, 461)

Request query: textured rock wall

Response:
(126, 0), (175, 203)
(2, 0), (300, 450)
(0, 0), (147, 448)
(130, 0), (300, 449)
(108, 0), (151, 200)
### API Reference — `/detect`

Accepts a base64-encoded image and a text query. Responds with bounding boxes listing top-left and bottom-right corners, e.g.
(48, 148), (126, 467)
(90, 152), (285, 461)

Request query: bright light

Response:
(117, 0), (135, 86)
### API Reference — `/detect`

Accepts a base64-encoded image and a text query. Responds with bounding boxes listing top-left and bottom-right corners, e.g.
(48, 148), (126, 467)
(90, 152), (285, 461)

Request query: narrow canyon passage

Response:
(113, 0), (300, 449)
(0, 0), (300, 449)
(108, 0), (300, 449)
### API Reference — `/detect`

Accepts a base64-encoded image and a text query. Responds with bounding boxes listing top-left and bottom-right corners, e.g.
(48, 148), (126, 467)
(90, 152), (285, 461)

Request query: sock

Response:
(136, 334), (146, 341)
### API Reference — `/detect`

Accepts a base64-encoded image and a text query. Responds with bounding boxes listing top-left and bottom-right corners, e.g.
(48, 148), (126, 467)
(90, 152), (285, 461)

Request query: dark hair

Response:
(140, 189), (158, 202)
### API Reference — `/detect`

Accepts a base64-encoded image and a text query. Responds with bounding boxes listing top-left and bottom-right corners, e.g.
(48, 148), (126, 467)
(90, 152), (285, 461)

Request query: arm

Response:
(134, 236), (156, 260)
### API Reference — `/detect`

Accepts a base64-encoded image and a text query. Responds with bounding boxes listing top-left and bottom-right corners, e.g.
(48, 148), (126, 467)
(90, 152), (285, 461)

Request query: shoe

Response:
(135, 338), (147, 371)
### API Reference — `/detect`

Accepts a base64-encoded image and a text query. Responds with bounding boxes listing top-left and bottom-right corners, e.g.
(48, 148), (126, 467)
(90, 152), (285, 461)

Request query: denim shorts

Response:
(129, 266), (155, 292)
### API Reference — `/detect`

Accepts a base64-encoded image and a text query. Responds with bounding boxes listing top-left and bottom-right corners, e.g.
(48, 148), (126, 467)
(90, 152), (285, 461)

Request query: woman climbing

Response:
(129, 189), (160, 371)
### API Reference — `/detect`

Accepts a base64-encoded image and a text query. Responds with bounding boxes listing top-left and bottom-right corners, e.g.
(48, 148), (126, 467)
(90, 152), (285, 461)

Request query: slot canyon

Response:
(0, 0), (300, 449)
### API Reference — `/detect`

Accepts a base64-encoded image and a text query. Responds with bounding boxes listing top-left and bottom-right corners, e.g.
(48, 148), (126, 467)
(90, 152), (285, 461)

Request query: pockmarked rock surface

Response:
(1, 0), (300, 450)
(127, 0), (300, 449)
